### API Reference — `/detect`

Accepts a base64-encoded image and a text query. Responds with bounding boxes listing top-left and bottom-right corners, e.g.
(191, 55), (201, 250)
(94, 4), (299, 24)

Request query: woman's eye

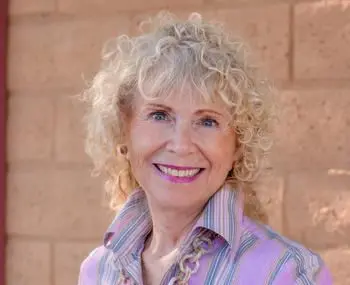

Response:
(199, 117), (219, 128)
(149, 111), (169, 121)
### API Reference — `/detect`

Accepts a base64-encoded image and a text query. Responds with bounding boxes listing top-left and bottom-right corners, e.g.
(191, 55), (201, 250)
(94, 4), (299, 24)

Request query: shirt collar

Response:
(103, 189), (151, 254)
(103, 184), (243, 256)
(194, 184), (244, 250)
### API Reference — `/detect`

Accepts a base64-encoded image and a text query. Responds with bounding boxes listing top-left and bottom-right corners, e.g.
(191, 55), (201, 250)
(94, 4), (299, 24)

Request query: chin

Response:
(152, 187), (207, 209)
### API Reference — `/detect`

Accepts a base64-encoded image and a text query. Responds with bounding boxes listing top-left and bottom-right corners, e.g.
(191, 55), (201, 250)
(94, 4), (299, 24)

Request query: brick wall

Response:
(6, 0), (350, 284)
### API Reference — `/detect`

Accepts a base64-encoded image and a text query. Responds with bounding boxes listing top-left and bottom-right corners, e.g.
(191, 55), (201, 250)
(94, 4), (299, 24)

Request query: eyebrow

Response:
(195, 109), (224, 117)
(144, 103), (173, 112)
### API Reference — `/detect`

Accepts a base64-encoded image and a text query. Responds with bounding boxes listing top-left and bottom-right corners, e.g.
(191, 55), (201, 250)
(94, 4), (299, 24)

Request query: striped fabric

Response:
(78, 185), (332, 284)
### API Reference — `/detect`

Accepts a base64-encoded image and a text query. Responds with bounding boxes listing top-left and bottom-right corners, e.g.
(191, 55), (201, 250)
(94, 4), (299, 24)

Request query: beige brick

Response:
(206, 0), (321, 4)
(295, 1), (350, 79)
(272, 89), (350, 171)
(9, 0), (55, 14)
(8, 16), (130, 90)
(285, 172), (350, 249)
(6, 239), (51, 285)
(58, 0), (202, 14)
(54, 95), (89, 163)
(214, 5), (290, 80)
(7, 96), (54, 162)
(320, 247), (350, 285)
(132, 6), (289, 80)
(7, 23), (56, 90)
(205, 0), (294, 5)
(255, 174), (284, 233)
(54, 241), (100, 285)
(7, 169), (113, 239)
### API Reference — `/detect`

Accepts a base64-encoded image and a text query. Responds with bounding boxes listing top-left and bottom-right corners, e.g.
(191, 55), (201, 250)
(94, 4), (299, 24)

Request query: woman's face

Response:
(126, 88), (237, 210)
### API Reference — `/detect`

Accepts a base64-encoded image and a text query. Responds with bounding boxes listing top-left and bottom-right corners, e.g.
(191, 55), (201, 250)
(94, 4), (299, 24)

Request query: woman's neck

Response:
(145, 201), (204, 257)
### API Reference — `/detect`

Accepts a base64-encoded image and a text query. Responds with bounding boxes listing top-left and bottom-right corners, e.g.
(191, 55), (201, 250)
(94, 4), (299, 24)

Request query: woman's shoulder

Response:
(241, 216), (322, 262)
(237, 216), (332, 283)
(78, 245), (107, 285)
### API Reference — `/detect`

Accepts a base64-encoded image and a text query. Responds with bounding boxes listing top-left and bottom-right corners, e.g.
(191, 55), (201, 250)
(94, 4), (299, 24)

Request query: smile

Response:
(157, 165), (201, 177)
(153, 163), (204, 183)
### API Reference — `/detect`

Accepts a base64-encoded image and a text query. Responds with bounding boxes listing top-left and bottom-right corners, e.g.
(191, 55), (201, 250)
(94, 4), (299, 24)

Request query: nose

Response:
(166, 120), (195, 155)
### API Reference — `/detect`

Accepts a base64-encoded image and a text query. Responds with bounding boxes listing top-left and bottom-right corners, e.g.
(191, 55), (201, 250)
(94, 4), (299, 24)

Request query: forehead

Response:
(133, 85), (231, 113)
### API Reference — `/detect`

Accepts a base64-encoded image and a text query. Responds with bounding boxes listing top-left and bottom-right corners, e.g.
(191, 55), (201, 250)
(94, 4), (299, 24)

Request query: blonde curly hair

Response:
(82, 12), (276, 222)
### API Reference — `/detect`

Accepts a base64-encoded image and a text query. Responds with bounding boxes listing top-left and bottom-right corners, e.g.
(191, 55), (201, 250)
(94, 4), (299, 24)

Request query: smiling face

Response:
(125, 87), (237, 210)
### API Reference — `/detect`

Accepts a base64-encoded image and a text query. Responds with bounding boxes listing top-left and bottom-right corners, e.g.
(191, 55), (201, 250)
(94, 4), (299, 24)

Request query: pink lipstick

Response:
(153, 163), (203, 184)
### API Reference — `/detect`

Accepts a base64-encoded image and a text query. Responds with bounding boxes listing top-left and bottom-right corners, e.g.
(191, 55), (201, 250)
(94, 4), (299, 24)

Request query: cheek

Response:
(204, 135), (236, 170)
(214, 149), (235, 171)
(128, 122), (167, 163)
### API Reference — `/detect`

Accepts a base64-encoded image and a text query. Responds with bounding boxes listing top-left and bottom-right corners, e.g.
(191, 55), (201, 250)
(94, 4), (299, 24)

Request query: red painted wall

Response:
(0, 0), (8, 284)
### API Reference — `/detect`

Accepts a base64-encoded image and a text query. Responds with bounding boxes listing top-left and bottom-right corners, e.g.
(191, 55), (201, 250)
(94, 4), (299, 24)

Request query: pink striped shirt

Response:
(78, 185), (332, 284)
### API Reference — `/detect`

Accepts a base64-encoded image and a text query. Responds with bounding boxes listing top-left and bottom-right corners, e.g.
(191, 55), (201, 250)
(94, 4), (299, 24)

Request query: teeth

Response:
(157, 165), (201, 177)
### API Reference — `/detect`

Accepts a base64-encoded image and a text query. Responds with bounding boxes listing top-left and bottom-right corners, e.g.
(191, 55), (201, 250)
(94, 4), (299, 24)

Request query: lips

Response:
(154, 163), (204, 178)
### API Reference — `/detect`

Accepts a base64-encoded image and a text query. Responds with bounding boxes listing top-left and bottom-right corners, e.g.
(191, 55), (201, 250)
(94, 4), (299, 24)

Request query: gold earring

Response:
(120, 145), (128, 155)
(117, 144), (129, 158)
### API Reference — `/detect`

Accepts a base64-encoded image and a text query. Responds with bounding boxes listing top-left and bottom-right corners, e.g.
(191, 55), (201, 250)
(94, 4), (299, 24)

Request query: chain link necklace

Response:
(117, 232), (215, 285)
(168, 233), (215, 285)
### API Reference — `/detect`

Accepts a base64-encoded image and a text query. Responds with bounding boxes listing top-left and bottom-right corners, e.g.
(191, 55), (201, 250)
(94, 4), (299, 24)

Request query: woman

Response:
(78, 12), (332, 285)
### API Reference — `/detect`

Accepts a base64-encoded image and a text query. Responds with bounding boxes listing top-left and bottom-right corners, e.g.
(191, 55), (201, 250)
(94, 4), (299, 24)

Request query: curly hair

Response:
(82, 12), (276, 222)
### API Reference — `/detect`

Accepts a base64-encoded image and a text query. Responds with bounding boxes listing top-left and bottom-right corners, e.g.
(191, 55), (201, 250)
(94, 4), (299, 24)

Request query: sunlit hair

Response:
(82, 12), (276, 222)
